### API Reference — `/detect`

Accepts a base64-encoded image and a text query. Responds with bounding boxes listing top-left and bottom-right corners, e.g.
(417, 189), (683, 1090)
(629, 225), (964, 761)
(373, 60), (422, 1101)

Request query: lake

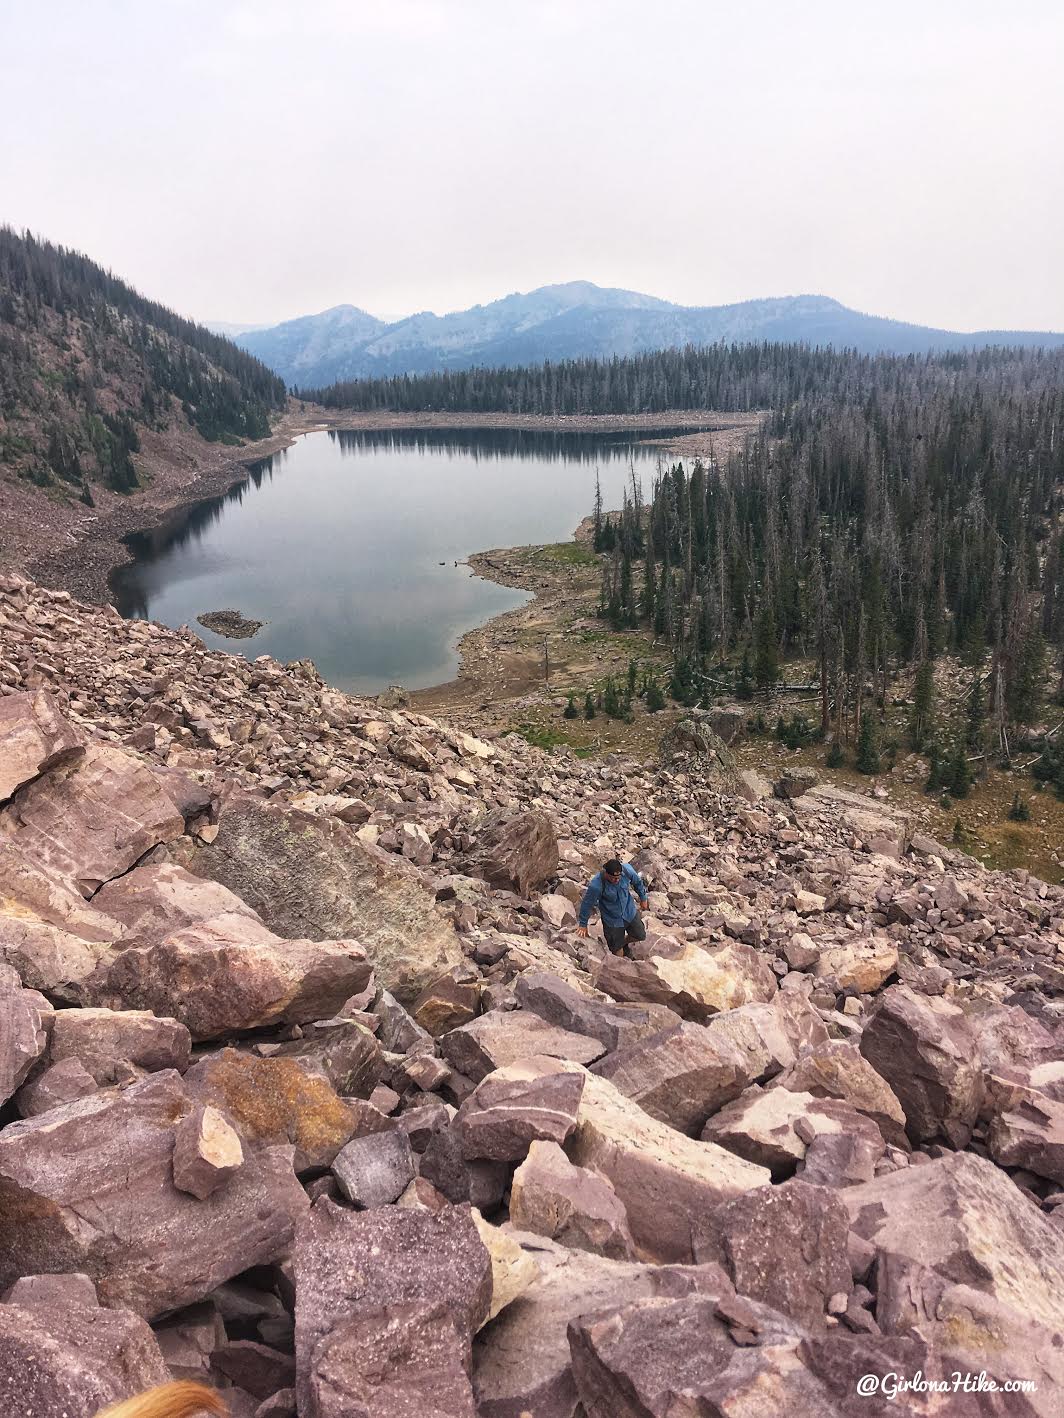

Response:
(112, 426), (682, 693)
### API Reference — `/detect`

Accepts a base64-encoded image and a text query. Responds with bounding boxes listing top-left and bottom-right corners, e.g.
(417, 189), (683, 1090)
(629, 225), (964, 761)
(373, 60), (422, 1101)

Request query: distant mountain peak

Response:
(234, 284), (1064, 389)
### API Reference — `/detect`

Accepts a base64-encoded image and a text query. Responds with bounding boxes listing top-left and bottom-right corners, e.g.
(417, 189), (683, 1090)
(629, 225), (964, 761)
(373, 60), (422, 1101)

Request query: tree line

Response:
(593, 349), (1064, 781)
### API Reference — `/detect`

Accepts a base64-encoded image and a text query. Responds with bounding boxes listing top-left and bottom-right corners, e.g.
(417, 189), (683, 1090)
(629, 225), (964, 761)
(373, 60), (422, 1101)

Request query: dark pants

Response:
(603, 913), (647, 958)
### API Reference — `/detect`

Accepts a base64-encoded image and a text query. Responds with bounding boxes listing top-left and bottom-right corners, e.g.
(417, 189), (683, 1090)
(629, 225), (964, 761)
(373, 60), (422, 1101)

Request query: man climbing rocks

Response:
(577, 857), (648, 957)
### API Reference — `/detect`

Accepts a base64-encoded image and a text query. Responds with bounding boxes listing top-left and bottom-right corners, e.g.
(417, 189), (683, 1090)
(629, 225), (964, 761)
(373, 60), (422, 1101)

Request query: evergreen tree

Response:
(910, 661), (935, 751)
(735, 649), (754, 702)
(584, 691), (596, 720)
(753, 600), (779, 689)
(563, 693), (578, 720)
(965, 674), (986, 751)
(856, 714), (881, 774)
(646, 678), (666, 712)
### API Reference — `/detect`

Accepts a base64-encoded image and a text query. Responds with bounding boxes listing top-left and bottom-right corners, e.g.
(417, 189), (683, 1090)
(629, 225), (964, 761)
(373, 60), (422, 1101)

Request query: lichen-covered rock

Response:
(192, 794), (464, 1001)
(185, 1050), (363, 1172)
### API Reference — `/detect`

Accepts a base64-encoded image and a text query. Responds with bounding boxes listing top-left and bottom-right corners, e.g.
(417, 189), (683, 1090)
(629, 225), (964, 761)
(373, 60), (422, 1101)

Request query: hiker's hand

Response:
(577, 926), (589, 938)
(636, 899), (646, 911)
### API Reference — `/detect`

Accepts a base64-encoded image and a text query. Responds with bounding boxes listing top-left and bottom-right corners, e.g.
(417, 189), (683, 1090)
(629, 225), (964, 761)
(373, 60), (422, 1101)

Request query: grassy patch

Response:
(540, 541), (597, 567)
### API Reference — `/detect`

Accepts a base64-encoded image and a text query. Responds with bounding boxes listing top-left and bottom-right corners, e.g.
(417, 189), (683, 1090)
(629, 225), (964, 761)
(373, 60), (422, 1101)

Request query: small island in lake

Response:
(197, 609), (266, 639)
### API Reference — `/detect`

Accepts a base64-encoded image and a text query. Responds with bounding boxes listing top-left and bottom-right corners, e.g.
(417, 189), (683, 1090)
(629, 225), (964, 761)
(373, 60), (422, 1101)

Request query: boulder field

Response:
(0, 572), (1062, 1416)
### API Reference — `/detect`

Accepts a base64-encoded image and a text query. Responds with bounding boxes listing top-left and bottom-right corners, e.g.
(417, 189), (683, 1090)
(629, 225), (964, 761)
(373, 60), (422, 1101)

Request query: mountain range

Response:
(233, 282), (1064, 389)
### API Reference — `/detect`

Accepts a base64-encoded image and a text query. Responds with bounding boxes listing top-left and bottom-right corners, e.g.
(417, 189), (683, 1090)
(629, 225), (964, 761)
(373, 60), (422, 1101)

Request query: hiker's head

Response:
(602, 858), (623, 881)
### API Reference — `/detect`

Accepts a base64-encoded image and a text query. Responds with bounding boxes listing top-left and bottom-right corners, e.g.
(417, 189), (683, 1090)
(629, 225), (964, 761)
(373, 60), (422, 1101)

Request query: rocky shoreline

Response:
(1, 571), (1063, 1413)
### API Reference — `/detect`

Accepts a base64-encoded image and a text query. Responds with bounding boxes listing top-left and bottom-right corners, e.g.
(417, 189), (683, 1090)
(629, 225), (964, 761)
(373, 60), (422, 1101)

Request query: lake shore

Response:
(13, 404), (760, 606)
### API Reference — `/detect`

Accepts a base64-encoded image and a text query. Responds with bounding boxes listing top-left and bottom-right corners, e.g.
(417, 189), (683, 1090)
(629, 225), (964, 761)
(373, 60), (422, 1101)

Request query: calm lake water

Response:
(112, 427), (683, 693)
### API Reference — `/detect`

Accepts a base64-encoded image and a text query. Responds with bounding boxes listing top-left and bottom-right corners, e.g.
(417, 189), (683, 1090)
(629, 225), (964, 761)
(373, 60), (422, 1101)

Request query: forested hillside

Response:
(0, 228), (286, 498)
(589, 346), (1064, 779)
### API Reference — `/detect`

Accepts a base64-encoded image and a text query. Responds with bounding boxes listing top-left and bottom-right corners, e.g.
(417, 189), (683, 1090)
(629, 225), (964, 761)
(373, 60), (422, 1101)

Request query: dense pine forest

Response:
(590, 348), (1064, 789)
(0, 228), (286, 495)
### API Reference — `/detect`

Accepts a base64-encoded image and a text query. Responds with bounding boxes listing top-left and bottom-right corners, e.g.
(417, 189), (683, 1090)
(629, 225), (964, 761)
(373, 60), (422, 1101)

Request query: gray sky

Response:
(2, 0), (1061, 331)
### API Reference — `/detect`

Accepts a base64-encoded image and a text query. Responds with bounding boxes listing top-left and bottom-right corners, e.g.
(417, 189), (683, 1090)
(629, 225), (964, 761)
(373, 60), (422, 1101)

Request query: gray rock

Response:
(331, 1130), (415, 1207)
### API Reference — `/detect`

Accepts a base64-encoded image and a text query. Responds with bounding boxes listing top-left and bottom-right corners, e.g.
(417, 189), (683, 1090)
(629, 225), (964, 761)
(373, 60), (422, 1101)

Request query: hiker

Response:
(576, 857), (648, 956)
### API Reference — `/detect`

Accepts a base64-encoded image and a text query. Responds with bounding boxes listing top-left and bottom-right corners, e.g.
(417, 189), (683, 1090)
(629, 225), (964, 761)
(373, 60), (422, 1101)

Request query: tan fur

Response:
(94, 1380), (227, 1418)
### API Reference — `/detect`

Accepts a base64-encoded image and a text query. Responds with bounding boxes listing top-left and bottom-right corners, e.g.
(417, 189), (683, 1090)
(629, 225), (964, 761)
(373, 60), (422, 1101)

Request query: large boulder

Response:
(987, 1095), (1064, 1184)
(844, 1151), (1064, 1335)
(567, 1291), (818, 1417)
(92, 859), (260, 940)
(471, 1240), (729, 1418)
(595, 941), (776, 1022)
(859, 985), (984, 1145)
(514, 970), (677, 1053)
(455, 1056), (586, 1161)
(46, 1004), (190, 1081)
(692, 1179), (851, 1330)
(701, 1086), (885, 1181)
(0, 689), (85, 803)
(769, 1040), (908, 1149)
(463, 810), (558, 897)
(192, 793), (464, 1001)
(302, 1301), (475, 1418)
(568, 1072), (770, 1262)
(86, 913), (371, 1040)
(0, 1288), (171, 1418)
(510, 1141), (634, 1259)
(0, 742), (187, 896)
(0, 1071), (307, 1319)
(0, 963), (53, 1105)
(184, 1050), (365, 1172)
(440, 1011), (604, 1083)
(0, 836), (123, 994)
(592, 1021), (759, 1135)
(294, 1198), (492, 1418)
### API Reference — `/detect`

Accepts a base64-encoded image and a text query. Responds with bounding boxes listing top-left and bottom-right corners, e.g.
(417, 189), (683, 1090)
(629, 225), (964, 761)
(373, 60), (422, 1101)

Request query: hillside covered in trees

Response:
(590, 346), (1064, 789)
(0, 228), (286, 498)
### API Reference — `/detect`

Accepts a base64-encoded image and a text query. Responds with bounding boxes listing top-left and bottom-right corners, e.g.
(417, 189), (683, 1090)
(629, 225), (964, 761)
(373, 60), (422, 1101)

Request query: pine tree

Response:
(646, 678), (666, 712)
(584, 692), (596, 720)
(753, 600), (779, 689)
(735, 649), (754, 702)
(910, 660), (935, 750)
(563, 693), (578, 720)
(856, 714), (881, 774)
(949, 746), (973, 798)
(965, 674), (986, 751)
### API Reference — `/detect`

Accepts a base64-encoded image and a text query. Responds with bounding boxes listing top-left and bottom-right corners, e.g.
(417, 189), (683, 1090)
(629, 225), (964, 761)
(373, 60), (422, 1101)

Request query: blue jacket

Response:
(579, 863), (647, 928)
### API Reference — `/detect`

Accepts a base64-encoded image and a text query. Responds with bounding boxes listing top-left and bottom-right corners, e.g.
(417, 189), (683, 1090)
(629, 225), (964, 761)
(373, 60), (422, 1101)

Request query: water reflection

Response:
(112, 426), (679, 693)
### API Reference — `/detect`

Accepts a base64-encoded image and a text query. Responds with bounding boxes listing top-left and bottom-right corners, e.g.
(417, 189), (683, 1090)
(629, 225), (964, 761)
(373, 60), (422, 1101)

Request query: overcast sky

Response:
(2, 0), (1061, 331)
